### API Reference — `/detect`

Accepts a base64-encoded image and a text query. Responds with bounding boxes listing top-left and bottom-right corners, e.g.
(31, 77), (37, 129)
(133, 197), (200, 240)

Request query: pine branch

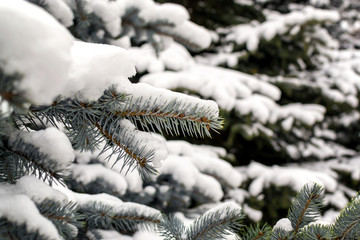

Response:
(2, 138), (66, 185)
(158, 214), (186, 240)
(25, 87), (221, 180)
(295, 224), (333, 240)
(37, 199), (80, 239)
(269, 228), (291, 240)
(94, 118), (158, 181)
(78, 202), (161, 233)
(288, 183), (324, 235)
(186, 203), (245, 240)
(241, 223), (272, 240)
(332, 196), (360, 240)
(118, 96), (223, 138)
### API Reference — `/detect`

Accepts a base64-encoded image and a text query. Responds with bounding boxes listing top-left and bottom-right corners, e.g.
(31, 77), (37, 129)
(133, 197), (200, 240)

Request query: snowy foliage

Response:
(1, 0), (360, 239)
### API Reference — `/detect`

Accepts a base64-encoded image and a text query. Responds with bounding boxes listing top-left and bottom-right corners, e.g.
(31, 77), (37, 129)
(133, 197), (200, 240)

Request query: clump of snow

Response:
(166, 140), (242, 188)
(139, 3), (189, 26)
(247, 162), (337, 196)
(326, 156), (360, 181)
(66, 41), (136, 102)
(0, 176), (68, 204)
(325, 190), (349, 209)
(132, 231), (164, 240)
(41, 0), (74, 27)
(158, 21), (212, 50)
(9, 127), (75, 171)
(159, 155), (224, 202)
(273, 218), (293, 232)
(71, 164), (128, 196)
(0, 0), (73, 105)
(243, 204), (263, 222)
(225, 6), (339, 52)
(141, 64), (280, 111)
(227, 189), (248, 204)
(0, 194), (61, 239)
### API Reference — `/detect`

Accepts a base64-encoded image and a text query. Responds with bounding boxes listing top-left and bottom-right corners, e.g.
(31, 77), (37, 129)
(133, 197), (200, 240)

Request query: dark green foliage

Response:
(233, 28), (317, 76)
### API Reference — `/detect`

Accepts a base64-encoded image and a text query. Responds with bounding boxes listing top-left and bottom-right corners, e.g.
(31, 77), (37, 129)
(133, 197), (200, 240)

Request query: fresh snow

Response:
(70, 164), (128, 196)
(273, 218), (293, 232)
(0, 194), (61, 239)
(225, 6), (339, 52)
(0, 176), (68, 205)
(66, 41), (136, 102)
(247, 162), (337, 196)
(9, 127), (75, 171)
(0, 0), (73, 105)
(40, 0), (74, 27)
(159, 155), (224, 201)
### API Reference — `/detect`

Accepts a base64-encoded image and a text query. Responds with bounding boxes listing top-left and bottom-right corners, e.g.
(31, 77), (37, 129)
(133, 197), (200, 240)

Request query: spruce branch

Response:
(2, 137), (66, 185)
(269, 228), (291, 240)
(158, 214), (186, 240)
(295, 224), (333, 240)
(37, 199), (81, 239)
(241, 223), (272, 240)
(94, 117), (158, 180)
(78, 202), (161, 233)
(24, 87), (221, 180)
(288, 183), (324, 235)
(186, 204), (245, 240)
(332, 196), (360, 239)
(117, 96), (223, 138)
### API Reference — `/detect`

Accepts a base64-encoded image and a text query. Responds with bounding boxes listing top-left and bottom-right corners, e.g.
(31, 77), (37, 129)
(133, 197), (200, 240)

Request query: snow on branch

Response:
(3, 128), (74, 185)
(0, 194), (61, 240)
(71, 0), (211, 51)
(225, 6), (340, 52)
(117, 83), (223, 138)
(0, 0), (73, 105)
(78, 199), (162, 233)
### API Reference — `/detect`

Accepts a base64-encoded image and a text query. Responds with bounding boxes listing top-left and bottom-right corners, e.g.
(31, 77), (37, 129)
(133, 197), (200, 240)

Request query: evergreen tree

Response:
(0, 0), (360, 239)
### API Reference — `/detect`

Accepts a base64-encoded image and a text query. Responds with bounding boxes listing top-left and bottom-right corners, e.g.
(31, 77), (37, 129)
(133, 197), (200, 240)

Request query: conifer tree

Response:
(1, 0), (360, 239)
